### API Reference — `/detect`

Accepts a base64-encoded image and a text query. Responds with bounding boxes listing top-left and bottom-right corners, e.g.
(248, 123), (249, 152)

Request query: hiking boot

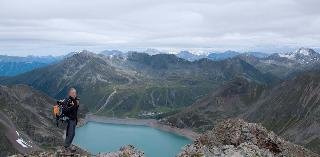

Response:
(70, 145), (77, 153)
(62, 146), (71, 153)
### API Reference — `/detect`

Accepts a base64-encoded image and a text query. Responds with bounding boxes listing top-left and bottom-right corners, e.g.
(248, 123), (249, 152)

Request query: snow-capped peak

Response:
(294, 47), (316, 56)
(278, 48), (320, 64)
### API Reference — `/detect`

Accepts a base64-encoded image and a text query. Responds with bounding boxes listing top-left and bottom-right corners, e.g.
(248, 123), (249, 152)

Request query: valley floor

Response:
(83, 114), (199, 140)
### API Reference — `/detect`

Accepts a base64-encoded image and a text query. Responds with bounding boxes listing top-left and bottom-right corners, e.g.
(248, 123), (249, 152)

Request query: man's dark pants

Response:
(64, 119), (76, 148)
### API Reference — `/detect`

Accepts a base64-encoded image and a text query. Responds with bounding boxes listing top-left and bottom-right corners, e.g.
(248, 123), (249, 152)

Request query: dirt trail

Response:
(94, 89), (117, 114)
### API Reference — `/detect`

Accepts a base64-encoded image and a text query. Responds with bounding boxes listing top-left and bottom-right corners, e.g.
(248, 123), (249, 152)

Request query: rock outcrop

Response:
(10, 145), (144, 157)
(97, 145), (145, 157)
(177, 119), (318, 157)
(10, 145), (90, 157)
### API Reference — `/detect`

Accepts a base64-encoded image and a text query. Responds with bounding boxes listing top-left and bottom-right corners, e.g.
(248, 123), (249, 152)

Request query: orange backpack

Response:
(53, 104), (60, 116)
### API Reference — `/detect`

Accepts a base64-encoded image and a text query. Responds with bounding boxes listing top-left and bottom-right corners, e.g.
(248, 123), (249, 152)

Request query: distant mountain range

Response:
(207, 50), (241, 61)
(100, 48), (320, 63)
(2, 48), (319, 116)
(0, 54), (65, 76)
(99, 49), (271, 61)
(176, 51), (207, 61)
(100, 50), (125, 58)
(1, 50), (278, 117)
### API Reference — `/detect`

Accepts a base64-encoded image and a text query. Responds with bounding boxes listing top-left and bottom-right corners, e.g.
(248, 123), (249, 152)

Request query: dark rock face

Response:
(0, 85), (63, 155)
(178, 119), (318, 157)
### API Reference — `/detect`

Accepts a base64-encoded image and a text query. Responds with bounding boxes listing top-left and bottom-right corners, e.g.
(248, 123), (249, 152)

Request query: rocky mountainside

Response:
(165, 77), (266, 131)
(167, 70), (320, 154)
(0, 85), (63, 156)
(1, 51), (277, 118)
(109, 52), (278, 117)
(125, 52), (277, 85)
(246, 70), (320, 153)
(241, 48), (320, 79)
(1, 51), (130, 110)
(207, 51), (270, 61)
(178, 119), (318, 157)
(278, 48), (320, 64)
(239, 54), (299, 79)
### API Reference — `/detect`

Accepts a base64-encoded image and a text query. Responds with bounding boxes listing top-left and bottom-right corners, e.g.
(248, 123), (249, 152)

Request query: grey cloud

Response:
(0, 0), (319, 55)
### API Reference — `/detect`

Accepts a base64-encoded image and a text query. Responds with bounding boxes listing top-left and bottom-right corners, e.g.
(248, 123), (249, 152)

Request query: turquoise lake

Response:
(73, 121), (191, 157)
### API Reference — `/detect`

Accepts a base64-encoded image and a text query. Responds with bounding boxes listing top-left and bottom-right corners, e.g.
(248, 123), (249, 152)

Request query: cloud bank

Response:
(0, 0), (320, 55)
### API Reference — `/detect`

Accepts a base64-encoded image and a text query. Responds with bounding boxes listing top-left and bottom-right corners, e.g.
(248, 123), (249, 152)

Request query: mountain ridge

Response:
(1, 51), (278, 117)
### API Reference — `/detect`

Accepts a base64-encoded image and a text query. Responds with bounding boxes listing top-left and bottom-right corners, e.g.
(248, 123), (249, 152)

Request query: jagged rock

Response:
(11, 145), (144, 157)
(177, 119), (318, 157)
(10, 145), (91, 157)
(97, 145), (145, 157)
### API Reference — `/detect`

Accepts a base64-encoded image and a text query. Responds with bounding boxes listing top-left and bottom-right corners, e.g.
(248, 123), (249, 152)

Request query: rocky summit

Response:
(11, 145), (144, 157)
(177, 119), (318, 157)
(96, 145), (145, 157)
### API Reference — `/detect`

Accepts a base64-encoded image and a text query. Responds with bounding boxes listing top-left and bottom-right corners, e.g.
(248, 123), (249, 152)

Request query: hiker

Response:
(63, 87), (79, 151)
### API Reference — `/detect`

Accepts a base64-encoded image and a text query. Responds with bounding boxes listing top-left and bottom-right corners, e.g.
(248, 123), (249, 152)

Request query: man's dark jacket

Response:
(62, 96), (79, 121)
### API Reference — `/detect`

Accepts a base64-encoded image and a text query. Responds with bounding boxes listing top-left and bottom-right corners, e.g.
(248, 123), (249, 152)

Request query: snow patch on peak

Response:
(294, 47), (315, 56)
(279, 53), (295, 59)
(278, 48), (320, 64)
(297, 48), (310, 55)
(281, 47), (315, 57)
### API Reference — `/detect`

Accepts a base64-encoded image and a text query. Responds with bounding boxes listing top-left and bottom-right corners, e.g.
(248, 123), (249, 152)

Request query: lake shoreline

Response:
(81, 114), (199, 140)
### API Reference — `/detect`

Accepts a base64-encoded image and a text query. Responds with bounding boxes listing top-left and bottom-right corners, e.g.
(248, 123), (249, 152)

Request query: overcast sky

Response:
(0, 0), (320, 56)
